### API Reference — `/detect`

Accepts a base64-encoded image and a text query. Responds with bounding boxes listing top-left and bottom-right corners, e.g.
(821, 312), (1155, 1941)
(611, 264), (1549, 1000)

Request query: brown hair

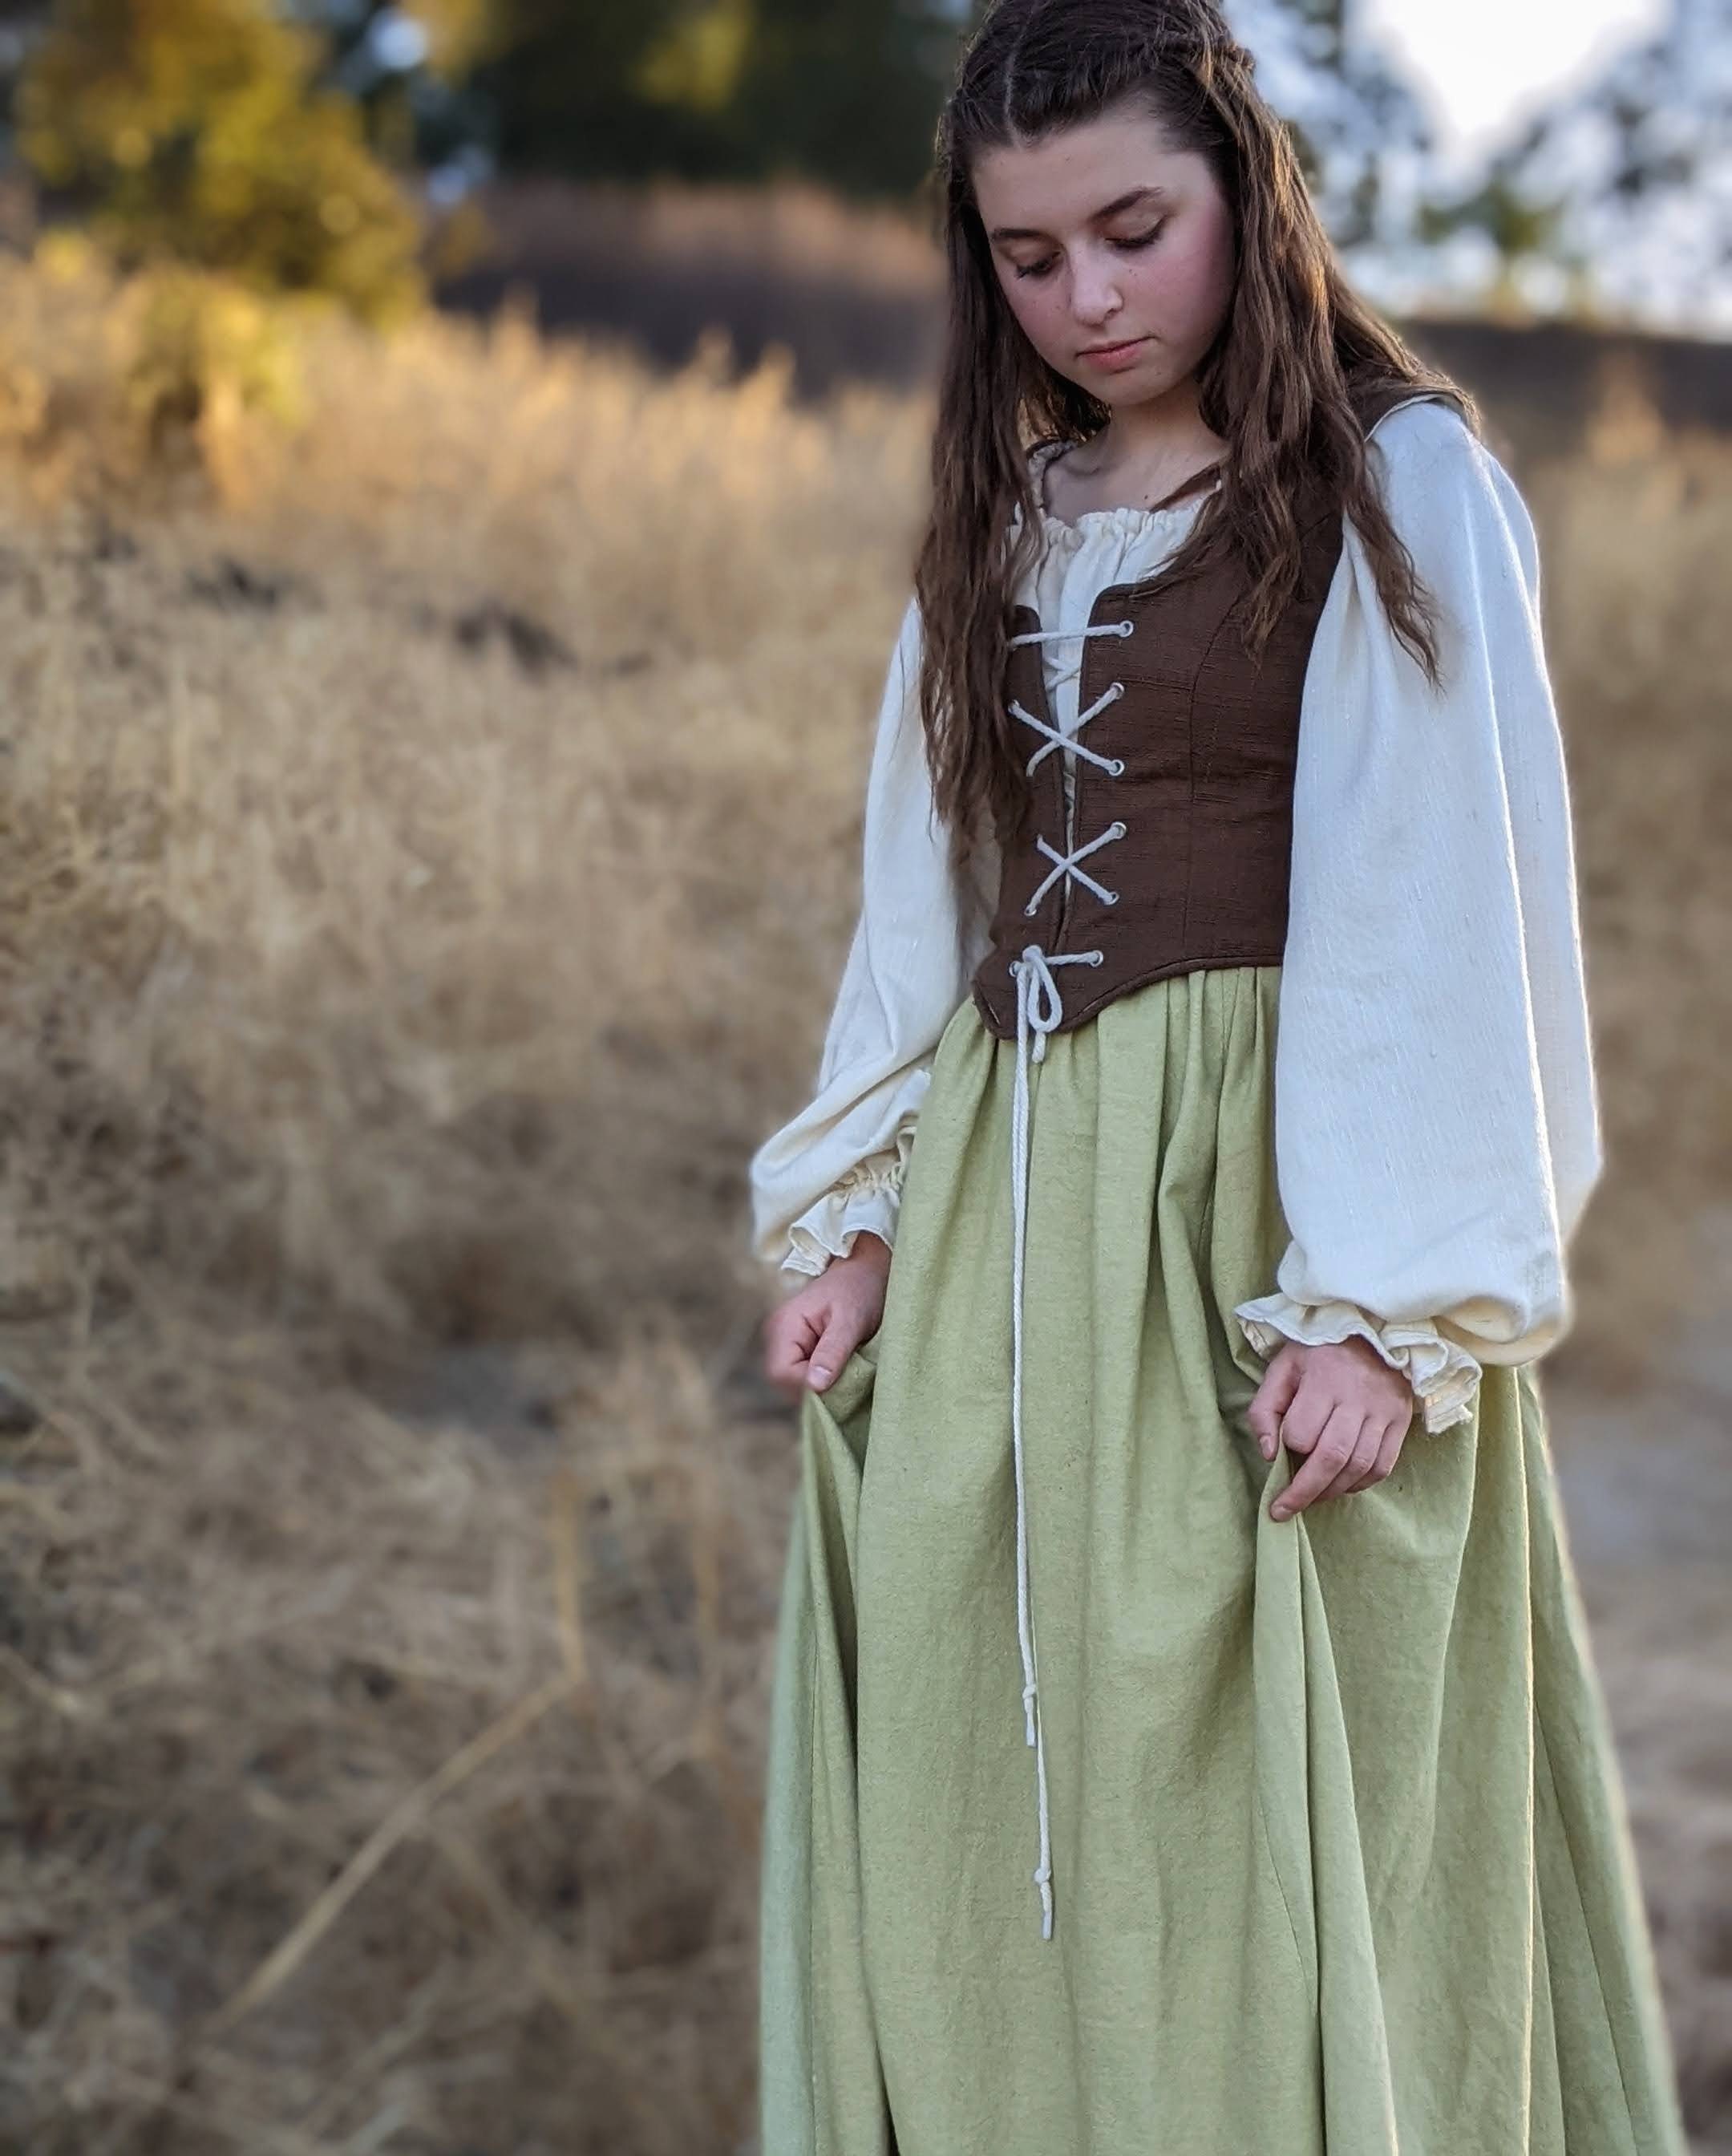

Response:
(914, 0), (1479, 876)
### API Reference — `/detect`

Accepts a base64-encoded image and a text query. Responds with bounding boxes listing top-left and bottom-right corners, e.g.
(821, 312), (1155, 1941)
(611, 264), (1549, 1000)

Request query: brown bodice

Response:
(969, 379), (1465, 1042)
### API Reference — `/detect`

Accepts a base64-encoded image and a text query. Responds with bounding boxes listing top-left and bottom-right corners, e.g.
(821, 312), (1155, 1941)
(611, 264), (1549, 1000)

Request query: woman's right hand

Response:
(763, 1233), (892, 1401)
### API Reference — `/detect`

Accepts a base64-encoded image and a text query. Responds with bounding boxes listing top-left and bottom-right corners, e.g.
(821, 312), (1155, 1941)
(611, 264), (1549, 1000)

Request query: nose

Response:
(1070, 251), (1124, 328)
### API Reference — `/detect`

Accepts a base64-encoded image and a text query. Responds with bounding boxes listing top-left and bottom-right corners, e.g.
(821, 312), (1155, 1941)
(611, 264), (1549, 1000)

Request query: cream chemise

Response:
(746, 397), (1605, 1434)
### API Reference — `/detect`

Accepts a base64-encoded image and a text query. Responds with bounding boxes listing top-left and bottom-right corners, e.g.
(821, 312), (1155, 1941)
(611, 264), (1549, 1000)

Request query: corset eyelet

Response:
(1109, 820), (1127, 837)
(1116, 619), (1135, 637)
(1101, 890), (1120, 906)
(1023, 900), (1038, 918)
(1107, 757), (1126, 776)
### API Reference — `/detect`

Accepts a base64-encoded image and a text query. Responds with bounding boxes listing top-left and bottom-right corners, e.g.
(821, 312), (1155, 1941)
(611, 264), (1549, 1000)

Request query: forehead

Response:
(972, 103), (1201, 233)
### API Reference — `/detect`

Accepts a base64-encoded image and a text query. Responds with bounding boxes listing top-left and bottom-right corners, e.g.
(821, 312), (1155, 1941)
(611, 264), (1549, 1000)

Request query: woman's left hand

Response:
(1247, 1339), (1415, 1521)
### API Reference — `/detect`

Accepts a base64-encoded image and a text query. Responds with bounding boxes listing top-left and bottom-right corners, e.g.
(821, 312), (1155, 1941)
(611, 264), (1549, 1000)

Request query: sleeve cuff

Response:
(780, 1147), (910, 1279)
(1232, 1292), (1483, 1434)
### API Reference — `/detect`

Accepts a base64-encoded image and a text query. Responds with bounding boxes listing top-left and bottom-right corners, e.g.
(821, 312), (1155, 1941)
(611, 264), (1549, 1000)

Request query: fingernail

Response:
(809, 1367), (832, 1388)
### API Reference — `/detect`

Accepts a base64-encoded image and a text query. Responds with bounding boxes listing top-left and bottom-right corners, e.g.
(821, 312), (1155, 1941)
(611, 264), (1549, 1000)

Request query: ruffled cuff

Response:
(1232, 1292), (1483, 1434)
(781, 1141), (912, 1279)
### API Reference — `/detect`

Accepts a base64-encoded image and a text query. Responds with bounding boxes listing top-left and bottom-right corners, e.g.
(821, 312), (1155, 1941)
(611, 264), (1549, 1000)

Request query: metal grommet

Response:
(1110, 820), (1127, 837)
(1087, 950), (1104, 965)
(1118, 619), (1135, 636)
(1102, 890), (1119, 906)
(1110, 681), (1126, 699)
(1024, 900), (1038, 917)
(1108, 757), (1126, 776)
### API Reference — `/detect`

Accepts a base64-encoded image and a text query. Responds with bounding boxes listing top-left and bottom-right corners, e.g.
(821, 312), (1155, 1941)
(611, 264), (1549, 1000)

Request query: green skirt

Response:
(759, 963), (1685, 2156)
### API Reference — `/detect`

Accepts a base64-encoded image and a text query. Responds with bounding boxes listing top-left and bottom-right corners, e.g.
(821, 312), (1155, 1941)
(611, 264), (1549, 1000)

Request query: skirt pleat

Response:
(758, 963), (1685, 2155)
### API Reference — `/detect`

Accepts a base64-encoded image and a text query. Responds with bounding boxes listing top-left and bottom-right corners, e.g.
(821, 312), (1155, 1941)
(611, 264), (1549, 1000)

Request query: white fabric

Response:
(1232, 398), (1603, 1425)
(751, 586), (999, 1279)
(747, 397), (1604, 1437)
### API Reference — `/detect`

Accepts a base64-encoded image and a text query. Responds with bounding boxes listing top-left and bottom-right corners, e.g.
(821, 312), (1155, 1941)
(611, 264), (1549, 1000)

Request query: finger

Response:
(1247, 1347), (1305, 1458)
(1270, 1408), (1362, 1519)
(1341, 1407), (1409, 1491)
(1272, 1388), (1329, 1464)
(1306, 1411), (1376, 1508)
(1363, 1412), (1409, 1486)
(1333, 1421), (1388, 1497)
(806, 1310), (858, 1392)
(763, 1303), (827, 1390)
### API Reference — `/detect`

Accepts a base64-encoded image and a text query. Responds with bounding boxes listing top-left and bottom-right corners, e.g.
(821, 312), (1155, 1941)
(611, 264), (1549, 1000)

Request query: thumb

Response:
(807, 1309), (855, 1392)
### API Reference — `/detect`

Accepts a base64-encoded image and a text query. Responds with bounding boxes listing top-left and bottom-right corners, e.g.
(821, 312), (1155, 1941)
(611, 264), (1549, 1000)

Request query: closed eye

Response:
(1010, 225), (1167, 280)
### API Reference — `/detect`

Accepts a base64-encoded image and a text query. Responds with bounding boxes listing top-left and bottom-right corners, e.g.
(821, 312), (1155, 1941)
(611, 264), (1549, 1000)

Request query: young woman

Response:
(747, 2), (1688, 2149)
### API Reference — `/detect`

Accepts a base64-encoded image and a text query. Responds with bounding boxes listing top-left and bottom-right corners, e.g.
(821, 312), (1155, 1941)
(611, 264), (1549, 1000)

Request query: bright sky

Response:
(1361, 0), (1670, 160)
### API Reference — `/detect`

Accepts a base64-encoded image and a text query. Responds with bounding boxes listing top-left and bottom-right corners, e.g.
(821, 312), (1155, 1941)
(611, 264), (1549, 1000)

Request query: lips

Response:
(1079, 336), (1147, 359)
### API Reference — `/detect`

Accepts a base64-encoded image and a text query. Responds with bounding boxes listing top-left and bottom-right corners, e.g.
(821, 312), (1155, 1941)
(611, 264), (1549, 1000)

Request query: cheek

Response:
(998, 271), (1068, 357)
(1131, 225), (1233, 329)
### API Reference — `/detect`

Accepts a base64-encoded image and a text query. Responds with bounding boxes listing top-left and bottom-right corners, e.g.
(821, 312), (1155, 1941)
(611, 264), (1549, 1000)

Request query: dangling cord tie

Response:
(1007, 940), (1099, 1939)
(1000, 614), (1125, 1939)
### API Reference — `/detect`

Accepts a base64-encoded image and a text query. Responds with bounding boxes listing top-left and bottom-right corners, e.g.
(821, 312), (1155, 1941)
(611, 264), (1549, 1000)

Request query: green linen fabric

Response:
(759, 962), (1686, 2156)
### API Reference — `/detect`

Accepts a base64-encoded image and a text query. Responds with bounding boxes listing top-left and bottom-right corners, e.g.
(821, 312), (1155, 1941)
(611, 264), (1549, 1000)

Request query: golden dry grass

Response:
(0, 239), (1726, 2150)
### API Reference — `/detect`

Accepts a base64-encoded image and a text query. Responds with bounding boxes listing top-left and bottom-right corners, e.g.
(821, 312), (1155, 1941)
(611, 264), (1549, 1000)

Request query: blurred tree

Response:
(1425, 0), (1732, 330)
(311, 0), (495, 172)
(1224, 0), (1436, 253)
(467, 0), (964, 196)
(1414, 172), (1576, 318)
(726, 0), (962, 196)
(14, 0), (428, 322)
(466, 0), (751, 180)
(635, 0), (756, 114)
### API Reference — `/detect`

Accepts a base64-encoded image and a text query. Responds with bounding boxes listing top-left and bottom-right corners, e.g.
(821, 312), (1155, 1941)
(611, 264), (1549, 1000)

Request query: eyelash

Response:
(1013, 225), (1165, 280)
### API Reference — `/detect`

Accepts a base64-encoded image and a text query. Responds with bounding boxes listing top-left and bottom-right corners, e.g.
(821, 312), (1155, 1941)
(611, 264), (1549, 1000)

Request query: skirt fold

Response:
(759, 1365), (893, 2156)
(759, 966), (1685, 2156)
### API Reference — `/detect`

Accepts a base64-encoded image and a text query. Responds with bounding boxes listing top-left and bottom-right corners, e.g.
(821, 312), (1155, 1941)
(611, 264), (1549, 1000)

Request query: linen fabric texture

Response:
(761, 965), (1685, 2154)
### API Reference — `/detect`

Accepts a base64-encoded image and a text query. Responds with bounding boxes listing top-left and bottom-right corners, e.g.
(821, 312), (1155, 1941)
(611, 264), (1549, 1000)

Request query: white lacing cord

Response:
(1026, 821), (1127, 915)
(1009, 619), (1135, 650)
(999, 614), (1128, 1938)
(1008, 941), (1100, 1939)
(1010, 693), (1127, 780)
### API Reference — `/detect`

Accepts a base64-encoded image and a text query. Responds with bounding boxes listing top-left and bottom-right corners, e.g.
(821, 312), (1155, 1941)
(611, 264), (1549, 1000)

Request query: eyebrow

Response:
(986, 184), (1172, 243)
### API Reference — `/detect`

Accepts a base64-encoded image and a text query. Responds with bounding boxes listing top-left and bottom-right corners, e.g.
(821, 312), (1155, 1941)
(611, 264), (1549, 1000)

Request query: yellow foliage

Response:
(636, 0), (756, 113)
(17, 0), (426, 325)
(0, 241), (317, 504)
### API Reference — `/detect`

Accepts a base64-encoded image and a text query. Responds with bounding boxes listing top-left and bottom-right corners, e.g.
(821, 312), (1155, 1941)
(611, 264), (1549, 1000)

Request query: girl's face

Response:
(971, 100), (1237, 407)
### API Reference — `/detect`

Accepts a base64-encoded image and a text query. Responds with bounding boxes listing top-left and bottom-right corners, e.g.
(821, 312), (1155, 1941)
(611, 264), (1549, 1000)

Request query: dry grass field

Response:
(0, 235), (1727, 2152)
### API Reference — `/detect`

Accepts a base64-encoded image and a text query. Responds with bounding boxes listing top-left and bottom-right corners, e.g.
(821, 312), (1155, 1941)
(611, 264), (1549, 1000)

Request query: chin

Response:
(1048, 360), (1156, 402)
(1099, 368), (1180, 408)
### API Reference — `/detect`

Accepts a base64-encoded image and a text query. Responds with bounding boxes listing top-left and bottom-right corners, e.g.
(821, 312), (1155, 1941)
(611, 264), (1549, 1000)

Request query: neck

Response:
(1087, 378), (1224, 477)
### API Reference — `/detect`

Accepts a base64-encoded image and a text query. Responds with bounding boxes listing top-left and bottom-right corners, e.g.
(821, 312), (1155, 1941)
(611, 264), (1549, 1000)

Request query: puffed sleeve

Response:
(749, 595), (998, 1279)
(1232, 398), (1605, 1433)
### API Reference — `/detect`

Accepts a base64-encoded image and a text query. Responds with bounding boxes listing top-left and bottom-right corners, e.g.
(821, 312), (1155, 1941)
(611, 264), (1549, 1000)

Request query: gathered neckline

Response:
(1031, 437), (1223, 536)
